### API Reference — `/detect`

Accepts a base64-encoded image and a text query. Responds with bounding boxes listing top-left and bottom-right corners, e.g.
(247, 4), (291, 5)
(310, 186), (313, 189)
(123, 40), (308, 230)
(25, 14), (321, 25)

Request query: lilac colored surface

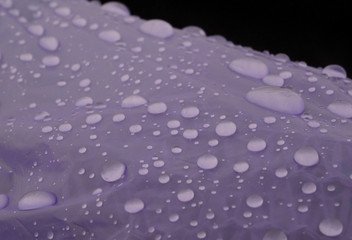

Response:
(0, 0), (352, 239)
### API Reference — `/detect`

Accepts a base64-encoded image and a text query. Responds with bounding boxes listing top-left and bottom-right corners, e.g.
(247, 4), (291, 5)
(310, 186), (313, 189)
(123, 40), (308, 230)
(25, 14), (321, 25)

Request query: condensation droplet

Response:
(197, 154), (218, 170)
(229, 57), (269, 79)
(294, 146), (319, 167)
(177, 189), (194, 202)
(124, 198), (144, 214)
(101, 161), (126, 182)
(319, 218), (343, 237)
(18, 191), (57, 210)
(140, 19), (174, 38)
(215, 120), (237, 137)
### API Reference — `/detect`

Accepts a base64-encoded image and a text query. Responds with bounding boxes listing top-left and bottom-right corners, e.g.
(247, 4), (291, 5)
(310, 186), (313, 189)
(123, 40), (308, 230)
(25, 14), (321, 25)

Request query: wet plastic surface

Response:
(1, 0), (352, 239)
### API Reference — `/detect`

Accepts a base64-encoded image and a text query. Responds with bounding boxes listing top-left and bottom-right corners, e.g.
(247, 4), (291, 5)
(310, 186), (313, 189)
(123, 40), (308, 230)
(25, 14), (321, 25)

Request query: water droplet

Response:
(129, 124), (142, 134)
(247, 137), (267, 152)
(322, 64), (347, 79)
(148, 102), (167, 114)
(39, 36), (59, 51)
(55, 6), (71, 17)
(275, 167), (288, 178)
(183, 129), (198, 140)
(101, 2), (130, 16)
(72, 16), (87, 27)
(246, 194), (264, 208)
(19, 53), (33, 62)
(319, 218), (343, 237)
(197, 154), (218, 170)
(294, 146), (319, 167)
(169, 213), (179, 222)
(167, 120), (180, 128)
(101, 161), (126, 182)
(121, 95), (147, 108)
(327, 101), (352, 118)
(18, 191), (57, 210)
(79, 78), (91, 88)
(181, 106), (200, 118)
(301, 182), (317, 194)
(246, 86), (305, 115)
(42, 55), (60, 67)
(262, 75), (284, 87)
(0, 194), (9, 209)
(27, 24), (45, 36)
(98, 30), (121, 43)
(85, 113), (102, 125)
(75, 96), (93, 107)
(215, 120), (237, 137)
(140, 19), (174, 38)
(233, 161), (249, 173)
(124, 198), (144, 214)
(177, 188), (194, 202)
(263, 229), (287, 240)
(58, 123), (72, 132)
(112, 113), (125, 123)
(229, 57), (269, 79)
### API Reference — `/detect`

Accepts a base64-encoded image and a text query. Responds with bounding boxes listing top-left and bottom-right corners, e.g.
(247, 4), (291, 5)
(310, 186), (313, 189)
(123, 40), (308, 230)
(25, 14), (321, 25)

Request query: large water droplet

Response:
(301, 182), (317, 194)
(322, 64), (347, 79)
(263, 229), (287, 240)
(85, 113), (103, 125)
(181, 106), (200, 118)
(42, 55), (60, 67)
(27, 24), (45, 36)
(101, 161), (126, 182)
(39, 36), (59, 51)
(233, 161), (249, 173)
(101, 2), (130, 16)
(183, 129), (198, 140)
(121, 95), (147, 108)
(319, 218), (343, 237)
(124, 198), (144, 214)
(177, 188), (194, 202)
(58, 123), (72, 132)
(246, 194), (264, 208)
(75, 96), (93, 107)
(140, 19), (174, 38)
(246, 86), (305, 115)
(294, 146), (319, 167)
(197, 154), (218, 170)
(327, 101), (352, 118)
(229, 57), (269, 79)
(18, 191), (57, 210)
(247, 137), (267, 152)
(0, 194), (9, 209)
(98, 30), (121, 43)
(262, 74), (284, 87)
(148, 102), (167, 114)
(215, 120), (237, 137)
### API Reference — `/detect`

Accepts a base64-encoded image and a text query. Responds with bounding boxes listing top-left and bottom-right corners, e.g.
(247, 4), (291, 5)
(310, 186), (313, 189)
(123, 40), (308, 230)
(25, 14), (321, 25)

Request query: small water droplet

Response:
(262, 75), (284, 87)
(183, 129), (198, 140)
(124, 198), (144, 214)
(294, 146), (319, 167)
(27, 24), (45, 36)
(112, 113), (126, 123)
(101, 2), (130, 16)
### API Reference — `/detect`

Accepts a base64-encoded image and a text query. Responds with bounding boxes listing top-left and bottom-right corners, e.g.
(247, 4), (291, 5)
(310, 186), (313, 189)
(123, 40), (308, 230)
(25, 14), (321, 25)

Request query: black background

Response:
(99, 0), (351, 77)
